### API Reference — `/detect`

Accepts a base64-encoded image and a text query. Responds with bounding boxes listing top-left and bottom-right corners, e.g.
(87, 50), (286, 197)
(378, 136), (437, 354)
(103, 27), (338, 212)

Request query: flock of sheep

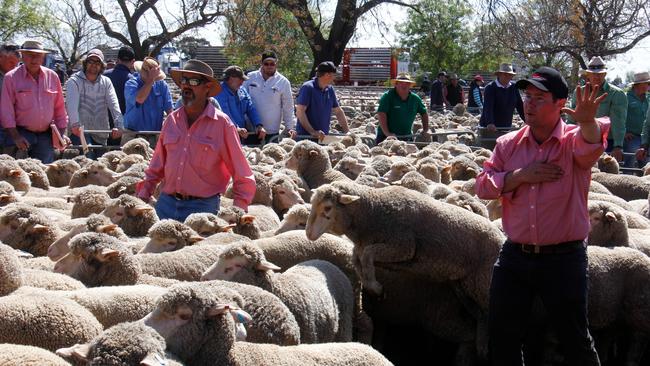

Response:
(1, 104), (650, 366)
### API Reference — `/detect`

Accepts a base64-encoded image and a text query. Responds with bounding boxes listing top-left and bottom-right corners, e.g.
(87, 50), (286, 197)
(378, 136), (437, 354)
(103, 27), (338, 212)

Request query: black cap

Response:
(316, 61), (337, 74)
(117, 46), (135, 61)
(437, 71), (447, 77)
(261, 50), (277, 62)
(516, 66), (569, 99)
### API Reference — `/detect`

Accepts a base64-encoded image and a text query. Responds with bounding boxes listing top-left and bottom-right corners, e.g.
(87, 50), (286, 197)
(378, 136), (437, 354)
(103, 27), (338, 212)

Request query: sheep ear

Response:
(130, 205), (155, 215)
(338, 194), (360, 205)
(140, 352), (167, 366)
(297, 187), (306, 193)
(263, 171), (273, 177)
(309, 150), (319, 157)
(0, 194), (11, 199)
(9, 169), (22, 177)
(442, 166), (452, 174)
(97, 223), (118, 233)
(256, 260), (281, 272)
(188, 235), (204, 244)
(221, 224), (237, 232)
(605, 211), (617, 222)
(463, 204), (473, 211)
(31, 224), (49, 233)
(96, 248), (120, 262)
(56, 343), (91, 361)
(240, 214), (256, 225)
(206, 303), (232, 318)
(112, 158), (120, 164)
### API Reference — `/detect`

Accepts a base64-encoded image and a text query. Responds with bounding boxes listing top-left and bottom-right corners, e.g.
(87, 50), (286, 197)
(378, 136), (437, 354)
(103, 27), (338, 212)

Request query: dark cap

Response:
(261, 50), (277, 62)
(223, 65), (248, 80)
(516, 66), (569, 99)
(437, 71), (447, 77)
(316, 61), (337, 74)
(117, 46), (135, 61)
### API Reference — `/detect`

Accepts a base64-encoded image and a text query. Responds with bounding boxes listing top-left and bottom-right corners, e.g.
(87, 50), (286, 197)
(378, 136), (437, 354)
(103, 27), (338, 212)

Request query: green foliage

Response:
(174, 36), (211, 59)
(398, 0), (508, 77)
(223, 0), (312, 84)
(0, 0), (52, 42)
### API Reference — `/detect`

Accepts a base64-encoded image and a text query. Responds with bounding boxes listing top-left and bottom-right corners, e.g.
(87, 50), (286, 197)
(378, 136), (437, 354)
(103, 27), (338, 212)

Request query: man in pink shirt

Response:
(135, 60), (255, 222)
(476, 67), (608, 365)
(0, 40), (69, 163)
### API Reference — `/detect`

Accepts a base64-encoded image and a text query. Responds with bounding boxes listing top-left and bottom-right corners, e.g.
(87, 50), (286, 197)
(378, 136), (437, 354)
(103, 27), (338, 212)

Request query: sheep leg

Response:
(360, 242), (416, 296)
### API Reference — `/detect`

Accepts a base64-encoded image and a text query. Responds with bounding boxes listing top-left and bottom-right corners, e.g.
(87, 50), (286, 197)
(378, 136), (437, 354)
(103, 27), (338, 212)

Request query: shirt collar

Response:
(518, 117), (564, 146)
(18, 64), (44, 80)
(495, 79), (511, 88)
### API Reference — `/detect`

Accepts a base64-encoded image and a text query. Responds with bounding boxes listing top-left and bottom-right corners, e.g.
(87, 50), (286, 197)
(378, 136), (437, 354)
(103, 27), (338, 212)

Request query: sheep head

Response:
(139, 219), (203, 254)
(201, 242), (280, 281)
(271, 175), (305, 214)
(587, 202), (630, 247)
(275, 203), (311, 234)
(306, 184), (359, 241)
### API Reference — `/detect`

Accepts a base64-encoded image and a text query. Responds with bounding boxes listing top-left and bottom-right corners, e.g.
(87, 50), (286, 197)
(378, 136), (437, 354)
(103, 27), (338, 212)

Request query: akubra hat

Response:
(631, 71), (650, 85)
(495, 63), (516, 75)
(134, 57), (166, 81)
(584, 56), (607, 74)
(390, 72), (417, 86)
(18, 40), (49, 54)
(170, 59), (221, 97)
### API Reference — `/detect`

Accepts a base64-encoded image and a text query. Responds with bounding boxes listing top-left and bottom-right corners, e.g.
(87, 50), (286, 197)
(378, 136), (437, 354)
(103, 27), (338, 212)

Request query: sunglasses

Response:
(181, 76), (206, 86)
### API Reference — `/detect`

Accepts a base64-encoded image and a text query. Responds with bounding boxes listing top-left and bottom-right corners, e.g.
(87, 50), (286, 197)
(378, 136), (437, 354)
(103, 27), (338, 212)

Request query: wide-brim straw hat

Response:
(584, 56), (607, 74)
(495, 63), (516, 75)
(631, 71), (650, 85)
(134, 57), (166, 81)
(18, 40), (49, 54)
(170, 59), (221, 97)
(390, 72), (417, 86)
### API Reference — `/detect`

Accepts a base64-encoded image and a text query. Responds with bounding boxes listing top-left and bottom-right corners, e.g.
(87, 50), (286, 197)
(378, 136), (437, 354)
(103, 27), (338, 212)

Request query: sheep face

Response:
(0, 168), (30, 192)
(185, 213), (235, 237)
(275, 204), (311, 234)
(334, 158), (367, 180)
(305, 190), (358, 241)
(201, 253), (280, 282)
(101, 204), (127, 223)
(271, 178), (305, 214)
(70, 162), (119, 188)
(588, 204), (629, 246)
(382, 163), (414, 183)
(53, 244), (120, 280)
(47, 222), (118, 261)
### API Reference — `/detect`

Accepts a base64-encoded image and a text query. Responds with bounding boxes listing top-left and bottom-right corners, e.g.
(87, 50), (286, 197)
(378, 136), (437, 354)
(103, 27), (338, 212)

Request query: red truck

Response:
(336, 48), (408, 85)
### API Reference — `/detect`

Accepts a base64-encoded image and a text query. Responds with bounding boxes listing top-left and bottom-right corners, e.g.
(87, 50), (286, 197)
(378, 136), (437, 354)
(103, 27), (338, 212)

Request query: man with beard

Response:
(136, 60), (255, 222)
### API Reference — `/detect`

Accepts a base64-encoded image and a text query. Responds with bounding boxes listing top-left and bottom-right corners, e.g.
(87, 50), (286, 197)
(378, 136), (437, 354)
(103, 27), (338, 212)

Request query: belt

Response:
(171, 192), (202, 201)
(507, 240), (585, 255)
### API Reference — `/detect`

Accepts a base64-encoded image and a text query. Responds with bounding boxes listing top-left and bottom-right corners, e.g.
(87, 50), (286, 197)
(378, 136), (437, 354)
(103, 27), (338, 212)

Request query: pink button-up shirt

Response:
(136, 103), (256, 211)
(0, 65), (67, 131)
(476, 118), (610, 245)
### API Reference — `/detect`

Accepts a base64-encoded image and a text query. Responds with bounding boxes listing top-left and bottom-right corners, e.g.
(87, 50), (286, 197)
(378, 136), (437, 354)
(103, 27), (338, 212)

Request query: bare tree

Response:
(483, 0), (650, 69)
(83, 0), (228, 59)
(270, 0), (418, 76)
(38, 0), (105, 70)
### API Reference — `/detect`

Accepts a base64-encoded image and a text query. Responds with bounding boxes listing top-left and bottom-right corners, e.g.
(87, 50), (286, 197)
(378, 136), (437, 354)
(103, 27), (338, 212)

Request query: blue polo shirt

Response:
(124, 74), (173, 131)
(215, 81), (261, 130)
(296, 78), (339, 135)
(104, 64), (131, 114)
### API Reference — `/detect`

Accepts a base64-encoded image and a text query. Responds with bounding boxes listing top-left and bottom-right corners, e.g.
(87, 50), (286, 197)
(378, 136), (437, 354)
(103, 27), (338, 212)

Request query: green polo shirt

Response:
(627, 90), (648, 136)
(567, 81), (627, 147)
(376, 88), (427, 139)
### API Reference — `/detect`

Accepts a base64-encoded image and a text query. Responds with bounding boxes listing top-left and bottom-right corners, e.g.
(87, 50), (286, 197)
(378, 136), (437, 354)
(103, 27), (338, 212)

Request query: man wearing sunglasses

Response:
(136, 60), (255, 222)
(244, 50), (296, 142)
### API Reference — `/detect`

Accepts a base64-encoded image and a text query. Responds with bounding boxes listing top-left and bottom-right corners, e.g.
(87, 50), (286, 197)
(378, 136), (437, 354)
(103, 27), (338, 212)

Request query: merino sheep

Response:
(73, 154), (94, 167)
(70, 185), (111, 218)
(0, 159), (31, 192)
(98, 150), (127, 172)
(446, 155), (481, 181)
(115, 153), (146, 173)
(382, 161), (416, 183)
(136, 242), (226, 281)
(285, 140), (352, 189)
(184, 212), (236, 237)
(0, 293), (102, 352)
(56, 321), (183, 366)
(0, 344), (70, 366)
(0, 204), (62, 256)
(444, 192), (489, 218)
(270, 173), (306, 217)
(122, 137), (153, 159)
(597, 154), (620, 174)
(47, 213), (127, 261)
(0, 243), (22, 296)
(334, 156), (368, 180)
(105, 175), (140, 198)
(275, 203), (311, 234)
(218, 205), (280, 239)
(306, 181), (504, 313)
(202, 242), (353, 343)
(143, 284), (392, 366)
(138, 219), (204, 253)
(17, 158), (49, 190)
(53, 232), (177, 287)
(43, 159), (79, 187)
(592, 172), (650, 201)
(0, 181), (18, 206)
(392, 171), (431, 194)
(101, 194), (158, 237)
(69, 161), (119, 188)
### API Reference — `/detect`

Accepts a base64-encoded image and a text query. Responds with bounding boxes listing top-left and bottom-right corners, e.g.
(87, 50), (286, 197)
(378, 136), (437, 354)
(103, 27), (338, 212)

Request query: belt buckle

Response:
(521, 244), (541, 254)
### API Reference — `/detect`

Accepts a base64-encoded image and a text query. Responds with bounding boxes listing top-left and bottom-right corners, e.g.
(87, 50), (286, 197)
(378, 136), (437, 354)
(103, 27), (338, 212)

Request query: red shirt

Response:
(0, 65), (68, 131)
(476, 118), (610, 245)
(136, 103), (256, 210)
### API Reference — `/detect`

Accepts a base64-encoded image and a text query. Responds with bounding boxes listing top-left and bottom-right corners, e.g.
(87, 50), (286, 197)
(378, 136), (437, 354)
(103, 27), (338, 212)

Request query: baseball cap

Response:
(223, 65), (248, 80)
(316, 61), (337, 74)
(261, 50), (277, 63)
(117, 46), (135, 61)
(86, 49), (105, 63)
(516, 66), (569, 99)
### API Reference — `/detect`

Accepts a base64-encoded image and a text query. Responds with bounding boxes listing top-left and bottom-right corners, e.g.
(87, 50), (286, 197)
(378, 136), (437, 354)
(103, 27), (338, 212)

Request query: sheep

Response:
(278, 136), (296, 152)
(70, 185), (111, 218)
(122, 137), (153, 159)
(184, 212), (236, 237)
(101, 194), (159, 237)
(69, 161), (119, 188)
(369, 155), (393, 176)
(53, 232), (178, 287)
(416, 160), (442, 183)
(0, 203), (62, 256)
(334, 156), (368, 180)
(115, 153), (146, 172)
(275, 203), (311, 234)
(202, 241), (354, 343)
(136, 242), (226, 281)
(97, 150), (127, 171)
(444, 191), (489, 218)
(143, 283), (392, 366)
(588, 192), (633, 211)
(47, 213), (127, 261)
(392, 171), (431, 194)
(270, 173), (305, 217)
(17, 158), (49, 190)
(0, 293), (103, 352)
(73, 154), (94, 167)
(285, 140), (352, 189)
(0, 243), (22, 296)
(0, 181), (18, 206)
(306, 181), (504, 313)
(587, 201), (650, 257)
(275, 167), (312, 202)
(16, 285), (166, 329)
(592, 172), (650, 201)
(218, 204), (280, 238)
(382, 161), (416, 183)
(0, 344), (71, 366)
(589, 180), (612, 195)
(261, 143), (288, 162)
(597, 154), (620, 174)
(0, 159), (31, 192)
(446, 155), (481, 181)
(105, 175), (140, 198)
(138, 219), (204, 253)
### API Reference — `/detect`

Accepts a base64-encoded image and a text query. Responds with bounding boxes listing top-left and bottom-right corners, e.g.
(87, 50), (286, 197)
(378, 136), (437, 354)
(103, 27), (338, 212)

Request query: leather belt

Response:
(507, 240), (585, 255)
(172, 192), (202, 201)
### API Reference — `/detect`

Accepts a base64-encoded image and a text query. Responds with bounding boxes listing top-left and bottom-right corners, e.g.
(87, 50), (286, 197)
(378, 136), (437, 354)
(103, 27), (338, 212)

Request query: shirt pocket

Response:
(162, 132), (181, 153)
(189, 137), (219, 174)
(15, 90), (34, 109)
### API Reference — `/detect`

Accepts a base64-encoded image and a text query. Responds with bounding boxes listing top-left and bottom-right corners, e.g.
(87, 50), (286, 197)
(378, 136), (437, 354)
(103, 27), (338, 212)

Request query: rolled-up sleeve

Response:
(221, 120), (255, 210)
(573, 117), (610, 169)
(476, 142), (512, 200)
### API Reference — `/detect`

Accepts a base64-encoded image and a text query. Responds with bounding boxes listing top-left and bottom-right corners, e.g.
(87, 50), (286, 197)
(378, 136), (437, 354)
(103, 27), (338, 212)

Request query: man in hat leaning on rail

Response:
(0, 40), (69, 163)
(136, 60), (255, 222)
(567, 56), (627, 162)
(376, 73), (429, 144)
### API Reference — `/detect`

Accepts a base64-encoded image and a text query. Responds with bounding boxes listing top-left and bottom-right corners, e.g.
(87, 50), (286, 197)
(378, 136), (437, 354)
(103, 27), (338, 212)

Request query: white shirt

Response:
(244, 69), (295, 134)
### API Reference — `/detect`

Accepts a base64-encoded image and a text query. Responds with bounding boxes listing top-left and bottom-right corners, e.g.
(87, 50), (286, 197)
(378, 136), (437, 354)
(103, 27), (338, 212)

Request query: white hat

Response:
(495, 63), (516, 75)
(631, 71), (650, 85)
(585, 56), (607, 74)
